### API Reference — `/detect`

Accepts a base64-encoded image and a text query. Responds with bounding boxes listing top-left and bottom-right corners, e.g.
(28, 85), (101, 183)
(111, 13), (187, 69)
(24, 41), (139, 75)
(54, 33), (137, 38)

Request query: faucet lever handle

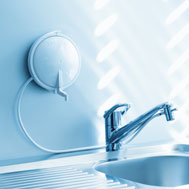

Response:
(104, 103), (131, 119)
(104, 104), (131, 144)
(104, 103), (131, 130)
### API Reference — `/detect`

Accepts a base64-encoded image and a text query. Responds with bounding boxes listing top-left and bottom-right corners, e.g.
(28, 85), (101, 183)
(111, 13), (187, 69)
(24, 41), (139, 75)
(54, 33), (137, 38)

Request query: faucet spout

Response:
(104, 102), (177, 151)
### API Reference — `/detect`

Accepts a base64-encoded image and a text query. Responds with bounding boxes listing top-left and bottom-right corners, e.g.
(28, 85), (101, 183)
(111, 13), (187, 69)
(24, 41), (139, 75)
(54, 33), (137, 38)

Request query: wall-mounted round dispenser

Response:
(28, 31), (80, 100)
(16, 31), (81, 153)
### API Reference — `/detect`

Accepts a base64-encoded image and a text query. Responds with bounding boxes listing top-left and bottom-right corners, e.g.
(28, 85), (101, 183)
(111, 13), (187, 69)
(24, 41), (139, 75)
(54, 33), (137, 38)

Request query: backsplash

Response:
(0, 0), (188, 161)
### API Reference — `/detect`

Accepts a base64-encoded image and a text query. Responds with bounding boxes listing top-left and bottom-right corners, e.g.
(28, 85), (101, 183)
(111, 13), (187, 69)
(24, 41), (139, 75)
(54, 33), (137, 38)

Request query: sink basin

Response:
(96, 155), (189, 187)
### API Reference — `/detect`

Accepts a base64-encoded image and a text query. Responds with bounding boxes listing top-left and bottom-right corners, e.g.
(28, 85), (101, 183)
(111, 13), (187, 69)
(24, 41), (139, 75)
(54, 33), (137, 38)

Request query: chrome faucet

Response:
(104, 102), (177, 151)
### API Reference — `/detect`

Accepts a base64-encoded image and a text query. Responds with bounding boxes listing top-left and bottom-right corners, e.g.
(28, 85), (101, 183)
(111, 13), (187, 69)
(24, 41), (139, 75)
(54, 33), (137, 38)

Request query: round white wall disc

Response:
(28, 31), (80, 93)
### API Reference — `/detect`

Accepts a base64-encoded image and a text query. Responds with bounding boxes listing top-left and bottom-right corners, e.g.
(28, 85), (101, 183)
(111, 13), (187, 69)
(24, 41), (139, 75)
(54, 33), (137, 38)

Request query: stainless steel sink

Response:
(1, 143), (189, 189)
(96, 155), (189, 187)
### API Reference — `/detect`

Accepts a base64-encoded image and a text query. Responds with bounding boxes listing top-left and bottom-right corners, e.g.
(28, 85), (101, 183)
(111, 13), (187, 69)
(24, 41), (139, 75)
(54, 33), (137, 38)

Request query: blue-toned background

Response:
(0, 0), (188, 161)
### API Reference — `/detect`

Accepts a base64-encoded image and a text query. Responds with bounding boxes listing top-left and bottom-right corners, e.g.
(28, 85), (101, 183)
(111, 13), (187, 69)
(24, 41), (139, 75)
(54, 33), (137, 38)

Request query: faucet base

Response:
(106, 143), (121, 152)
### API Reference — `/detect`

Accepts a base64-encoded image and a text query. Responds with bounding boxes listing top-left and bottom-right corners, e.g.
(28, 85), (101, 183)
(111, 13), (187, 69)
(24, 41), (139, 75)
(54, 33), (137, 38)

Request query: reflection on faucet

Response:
(104, 102), (177, 151)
